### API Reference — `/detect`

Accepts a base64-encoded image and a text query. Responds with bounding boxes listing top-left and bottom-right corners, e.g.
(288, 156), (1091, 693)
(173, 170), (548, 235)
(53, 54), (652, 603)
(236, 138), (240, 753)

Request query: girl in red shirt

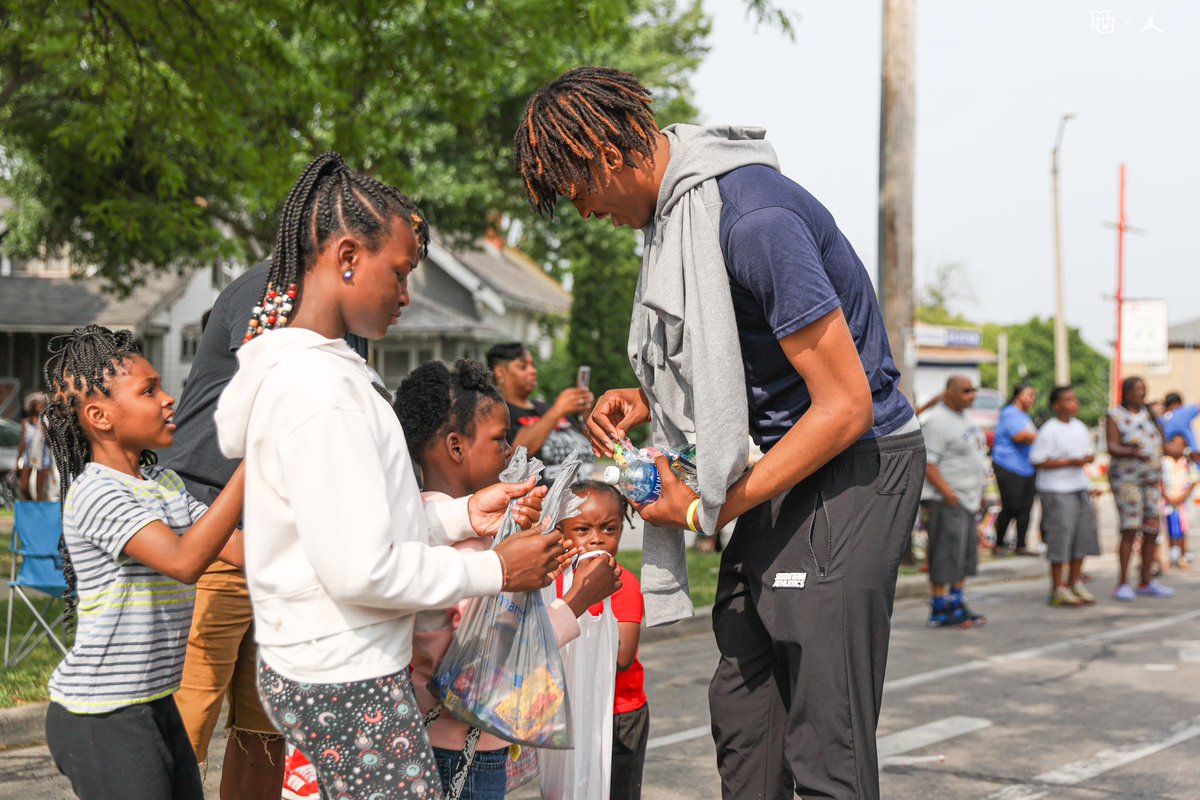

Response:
(561, 482), (650, 800)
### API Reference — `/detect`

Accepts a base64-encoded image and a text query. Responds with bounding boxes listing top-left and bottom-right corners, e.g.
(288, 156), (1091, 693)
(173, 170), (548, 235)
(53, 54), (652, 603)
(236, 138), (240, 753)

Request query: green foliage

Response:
(977, 317), (1110, 426)
(0, 0), (707, 292)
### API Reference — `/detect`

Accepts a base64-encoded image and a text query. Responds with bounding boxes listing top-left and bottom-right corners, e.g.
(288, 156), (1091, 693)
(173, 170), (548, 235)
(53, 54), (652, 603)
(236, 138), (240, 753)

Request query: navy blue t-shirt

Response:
(716, 164), (913, 449)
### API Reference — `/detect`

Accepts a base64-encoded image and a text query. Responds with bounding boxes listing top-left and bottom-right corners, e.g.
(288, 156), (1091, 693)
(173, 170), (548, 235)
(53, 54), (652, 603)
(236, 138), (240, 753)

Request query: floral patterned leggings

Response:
(258, 659), (442, 800)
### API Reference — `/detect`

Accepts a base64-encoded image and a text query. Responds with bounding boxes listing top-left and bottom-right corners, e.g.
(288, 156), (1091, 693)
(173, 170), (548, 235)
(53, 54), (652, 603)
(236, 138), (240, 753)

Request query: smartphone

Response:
(575, 365), (591, 389)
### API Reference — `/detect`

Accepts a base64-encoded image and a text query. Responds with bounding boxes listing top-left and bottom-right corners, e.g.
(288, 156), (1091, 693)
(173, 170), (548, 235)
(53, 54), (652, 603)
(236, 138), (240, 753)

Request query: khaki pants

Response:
(174, 562), (278, 766)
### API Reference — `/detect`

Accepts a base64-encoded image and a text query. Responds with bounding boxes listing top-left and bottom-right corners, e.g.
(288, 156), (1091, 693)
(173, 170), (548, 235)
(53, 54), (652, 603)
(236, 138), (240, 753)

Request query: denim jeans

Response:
(433, 745), (508, 800)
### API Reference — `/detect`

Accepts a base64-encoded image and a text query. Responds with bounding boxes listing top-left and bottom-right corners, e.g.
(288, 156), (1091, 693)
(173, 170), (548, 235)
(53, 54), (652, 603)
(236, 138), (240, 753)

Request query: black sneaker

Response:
(949, 603), (987, 627)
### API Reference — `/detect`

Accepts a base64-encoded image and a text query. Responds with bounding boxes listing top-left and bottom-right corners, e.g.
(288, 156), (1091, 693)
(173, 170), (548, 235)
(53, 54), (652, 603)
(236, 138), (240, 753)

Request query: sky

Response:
(692, 0), (1200, 352)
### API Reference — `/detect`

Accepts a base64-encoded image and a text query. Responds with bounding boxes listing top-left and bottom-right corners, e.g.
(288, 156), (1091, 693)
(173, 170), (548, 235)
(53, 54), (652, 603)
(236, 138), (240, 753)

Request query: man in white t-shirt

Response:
(1030, 386), (1100, 607)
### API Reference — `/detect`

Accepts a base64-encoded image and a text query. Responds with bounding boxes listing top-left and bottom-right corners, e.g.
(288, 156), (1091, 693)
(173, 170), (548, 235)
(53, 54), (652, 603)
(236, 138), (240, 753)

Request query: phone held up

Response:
(576, 365), (591, 390)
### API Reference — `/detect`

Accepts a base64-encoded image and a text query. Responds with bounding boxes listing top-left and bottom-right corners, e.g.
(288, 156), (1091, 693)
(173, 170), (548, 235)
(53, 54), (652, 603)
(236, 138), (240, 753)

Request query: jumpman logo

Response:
(1140, 11), (1163, 33)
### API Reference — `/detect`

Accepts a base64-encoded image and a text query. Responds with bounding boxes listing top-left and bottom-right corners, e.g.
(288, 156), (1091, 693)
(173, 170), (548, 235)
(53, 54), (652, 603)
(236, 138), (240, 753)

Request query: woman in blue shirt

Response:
(992, 384), (1039, 554)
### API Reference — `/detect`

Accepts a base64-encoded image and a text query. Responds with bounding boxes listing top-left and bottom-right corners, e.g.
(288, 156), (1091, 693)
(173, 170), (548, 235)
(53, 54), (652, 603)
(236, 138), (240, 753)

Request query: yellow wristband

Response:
(686, 498), (702, 532)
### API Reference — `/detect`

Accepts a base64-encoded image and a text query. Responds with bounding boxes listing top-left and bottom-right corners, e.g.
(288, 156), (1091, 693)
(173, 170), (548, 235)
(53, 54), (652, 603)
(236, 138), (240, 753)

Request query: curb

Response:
(0, 701), (46, 751)
(642, 557), (1047, 643)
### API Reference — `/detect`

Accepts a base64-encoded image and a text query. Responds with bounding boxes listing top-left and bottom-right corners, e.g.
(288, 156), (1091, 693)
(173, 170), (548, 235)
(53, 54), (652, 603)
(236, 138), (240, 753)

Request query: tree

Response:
(0, 0), (702, 291)
(978, 318), (1109, 426)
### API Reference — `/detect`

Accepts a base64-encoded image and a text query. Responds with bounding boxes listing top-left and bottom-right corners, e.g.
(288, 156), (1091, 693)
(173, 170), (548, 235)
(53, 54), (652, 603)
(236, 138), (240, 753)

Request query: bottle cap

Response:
(602, 465), (621, 485)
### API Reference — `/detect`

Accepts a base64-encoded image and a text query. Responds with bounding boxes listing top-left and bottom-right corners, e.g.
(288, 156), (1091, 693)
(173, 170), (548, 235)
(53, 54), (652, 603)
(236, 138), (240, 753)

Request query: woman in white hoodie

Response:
(215, 153), (566, 800)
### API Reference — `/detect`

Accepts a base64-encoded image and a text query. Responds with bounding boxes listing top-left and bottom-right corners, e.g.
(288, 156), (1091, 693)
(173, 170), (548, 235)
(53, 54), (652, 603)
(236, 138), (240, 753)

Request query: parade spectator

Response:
(17, 392), (52, 500)
(921, 376), (988, 627)
(1030, 386), (1099, 606)
(1162, 433), (1195, 569)
(1107, 376), (1176, 600)
(486, 341), (595, 482)
(394, 358), (620, 800)
(213, 153), (565, 800)
(1161, 392), (1199, 454)
(40, 325), (246, 800)
(991, 384), (1039, 555)
(560, 481), (648, 800)
(516, 67), (924, 799)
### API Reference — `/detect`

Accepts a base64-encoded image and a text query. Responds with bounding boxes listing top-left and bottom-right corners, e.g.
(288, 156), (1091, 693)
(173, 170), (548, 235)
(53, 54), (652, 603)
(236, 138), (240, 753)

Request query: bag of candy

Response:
(432, 449), (585, 748)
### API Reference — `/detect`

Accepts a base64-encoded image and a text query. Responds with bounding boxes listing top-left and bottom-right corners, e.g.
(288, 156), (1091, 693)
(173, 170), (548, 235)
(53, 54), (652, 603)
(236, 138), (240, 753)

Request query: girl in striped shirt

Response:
(40, 325), (245, 800)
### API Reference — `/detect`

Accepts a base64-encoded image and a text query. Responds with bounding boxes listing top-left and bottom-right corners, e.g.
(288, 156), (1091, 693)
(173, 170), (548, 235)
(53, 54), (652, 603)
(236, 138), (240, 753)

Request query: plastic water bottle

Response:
(603, 457), (662, 504)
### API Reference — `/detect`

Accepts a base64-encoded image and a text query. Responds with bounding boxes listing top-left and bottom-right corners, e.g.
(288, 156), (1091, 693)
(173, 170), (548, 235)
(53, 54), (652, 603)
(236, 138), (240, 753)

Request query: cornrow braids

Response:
(394, 358), (504, 463)
(571, 479), (632, 526)
(243, 152), (431, 344)
(514, 66), (659, 218)
(40, 324), (150, 627)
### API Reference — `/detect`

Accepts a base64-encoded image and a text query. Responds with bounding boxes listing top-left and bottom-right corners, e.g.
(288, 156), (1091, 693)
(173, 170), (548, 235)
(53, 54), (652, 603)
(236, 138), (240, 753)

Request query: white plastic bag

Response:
(537, 553), (619, 800)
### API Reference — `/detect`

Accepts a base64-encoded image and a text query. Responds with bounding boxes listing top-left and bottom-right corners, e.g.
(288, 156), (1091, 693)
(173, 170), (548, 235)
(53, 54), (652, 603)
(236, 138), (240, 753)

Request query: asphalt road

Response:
(630, 559), (1200, 800)
(5, 559), (1200, 799)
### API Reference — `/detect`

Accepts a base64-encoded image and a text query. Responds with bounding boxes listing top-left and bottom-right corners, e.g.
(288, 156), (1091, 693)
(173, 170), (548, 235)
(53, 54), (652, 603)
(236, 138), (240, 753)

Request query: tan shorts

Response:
(174, 562), (279, 764)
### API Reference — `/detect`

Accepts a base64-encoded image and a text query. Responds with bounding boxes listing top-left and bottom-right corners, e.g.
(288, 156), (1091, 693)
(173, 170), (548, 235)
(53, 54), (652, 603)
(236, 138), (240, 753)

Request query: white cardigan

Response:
(216, 328), (502, 681)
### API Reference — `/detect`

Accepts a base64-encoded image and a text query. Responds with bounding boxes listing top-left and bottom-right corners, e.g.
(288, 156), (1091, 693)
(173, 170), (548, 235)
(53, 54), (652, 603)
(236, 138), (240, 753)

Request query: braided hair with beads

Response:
(514, 66), (659, 218)
(40, 325), (154, 626)
(244, 152), (430, 344)
(393, 359), (504, 462)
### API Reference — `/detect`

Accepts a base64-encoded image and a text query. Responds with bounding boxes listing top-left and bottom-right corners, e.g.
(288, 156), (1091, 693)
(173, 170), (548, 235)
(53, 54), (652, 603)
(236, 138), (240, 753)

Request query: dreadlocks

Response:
(514, 66), (659, 218)
(41, 324), (150, 626)
(244, 152), (430, 344)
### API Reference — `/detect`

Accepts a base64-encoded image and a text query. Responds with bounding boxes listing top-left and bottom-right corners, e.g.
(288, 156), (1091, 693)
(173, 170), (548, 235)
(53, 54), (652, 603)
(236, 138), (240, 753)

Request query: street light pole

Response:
(1051, 112), (1074, 387)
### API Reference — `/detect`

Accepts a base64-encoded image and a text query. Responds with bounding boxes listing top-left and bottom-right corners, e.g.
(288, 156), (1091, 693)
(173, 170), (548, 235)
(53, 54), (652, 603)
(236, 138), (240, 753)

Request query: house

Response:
(0, 232), (568, 418)
(368, 235), (571, 391)
(913, 322), (998, 406)
(1123, 316), (1200, 405)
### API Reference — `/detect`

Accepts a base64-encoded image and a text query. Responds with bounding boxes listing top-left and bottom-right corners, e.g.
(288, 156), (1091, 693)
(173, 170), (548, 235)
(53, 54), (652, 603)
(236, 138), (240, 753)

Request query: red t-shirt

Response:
(589, 571), (647, 715)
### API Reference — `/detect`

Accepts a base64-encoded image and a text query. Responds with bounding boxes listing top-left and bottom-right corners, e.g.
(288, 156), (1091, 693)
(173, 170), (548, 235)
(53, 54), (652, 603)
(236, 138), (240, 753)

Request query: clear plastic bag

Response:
(537, 552), (619, 800)
(432, 450), (585, 749)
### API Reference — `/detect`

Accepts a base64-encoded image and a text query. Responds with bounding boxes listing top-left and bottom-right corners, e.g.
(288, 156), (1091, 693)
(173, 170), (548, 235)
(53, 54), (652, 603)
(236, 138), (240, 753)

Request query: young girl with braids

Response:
(40, 325), (246, 800)
(213, 153), (566, 800)
(394, 359), (621, 800)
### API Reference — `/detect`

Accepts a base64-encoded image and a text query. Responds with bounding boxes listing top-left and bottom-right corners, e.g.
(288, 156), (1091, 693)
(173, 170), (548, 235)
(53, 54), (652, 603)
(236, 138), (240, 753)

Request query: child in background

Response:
(1029, 386), (1100, 607)
(560, 481), (649, 800)
(1162, 433), (1196, 569)
(39, 325), (246, 800)
(394, 358), (622, 800)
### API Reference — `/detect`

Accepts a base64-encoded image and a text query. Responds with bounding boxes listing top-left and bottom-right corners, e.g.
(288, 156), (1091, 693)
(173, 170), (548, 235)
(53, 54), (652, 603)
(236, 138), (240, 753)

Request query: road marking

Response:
(982, 715), (1200, 799)
(647, 725), (709, 750)
(886, 608), (1200, 692)
(646, 715), (992, 758)
(878, 716), (992, 761)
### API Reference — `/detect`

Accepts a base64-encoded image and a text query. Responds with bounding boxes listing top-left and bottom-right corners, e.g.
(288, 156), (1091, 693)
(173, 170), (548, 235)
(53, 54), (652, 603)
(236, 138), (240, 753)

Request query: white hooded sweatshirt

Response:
(215, 327), (502, 682)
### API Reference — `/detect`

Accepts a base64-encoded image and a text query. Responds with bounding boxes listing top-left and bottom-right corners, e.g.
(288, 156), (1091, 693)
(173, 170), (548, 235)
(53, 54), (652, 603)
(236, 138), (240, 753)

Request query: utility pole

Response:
(878, 0), (916, 400)
(1051, 113), (1074, 387)
(1113, 164), (1127, 407)
(1103, 164), (1145, 406)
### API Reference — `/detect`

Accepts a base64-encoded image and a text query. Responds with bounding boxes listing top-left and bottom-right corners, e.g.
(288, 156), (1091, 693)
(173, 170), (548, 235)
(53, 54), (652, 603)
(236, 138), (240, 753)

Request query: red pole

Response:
(1114, 164), (1127, 406)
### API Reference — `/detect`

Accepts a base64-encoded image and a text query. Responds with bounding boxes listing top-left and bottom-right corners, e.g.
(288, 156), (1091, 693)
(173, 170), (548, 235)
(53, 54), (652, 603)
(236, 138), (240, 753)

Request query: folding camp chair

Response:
(5, 500), (70, 667)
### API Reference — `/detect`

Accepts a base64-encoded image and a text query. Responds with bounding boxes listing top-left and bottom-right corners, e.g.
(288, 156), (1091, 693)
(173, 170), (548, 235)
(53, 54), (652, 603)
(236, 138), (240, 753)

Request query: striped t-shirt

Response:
(48, 463), (207, 713)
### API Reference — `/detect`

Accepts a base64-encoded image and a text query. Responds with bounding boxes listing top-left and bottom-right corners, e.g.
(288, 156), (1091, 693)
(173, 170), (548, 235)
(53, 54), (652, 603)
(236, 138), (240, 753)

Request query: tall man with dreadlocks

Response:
(516, 67), (926, 799)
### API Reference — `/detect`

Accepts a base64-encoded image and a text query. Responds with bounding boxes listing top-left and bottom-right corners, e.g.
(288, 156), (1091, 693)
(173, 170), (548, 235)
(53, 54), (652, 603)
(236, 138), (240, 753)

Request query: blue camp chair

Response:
(5, 501), (70, 667)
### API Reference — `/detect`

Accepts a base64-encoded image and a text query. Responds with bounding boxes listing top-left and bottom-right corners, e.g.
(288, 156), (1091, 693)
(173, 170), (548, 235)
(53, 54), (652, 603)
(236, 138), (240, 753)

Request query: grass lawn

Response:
(616, 548), (723, 609)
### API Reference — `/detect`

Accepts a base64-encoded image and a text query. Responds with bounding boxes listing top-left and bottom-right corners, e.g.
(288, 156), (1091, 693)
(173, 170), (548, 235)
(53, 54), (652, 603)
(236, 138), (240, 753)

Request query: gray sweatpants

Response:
(709, 430), (925, 800)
